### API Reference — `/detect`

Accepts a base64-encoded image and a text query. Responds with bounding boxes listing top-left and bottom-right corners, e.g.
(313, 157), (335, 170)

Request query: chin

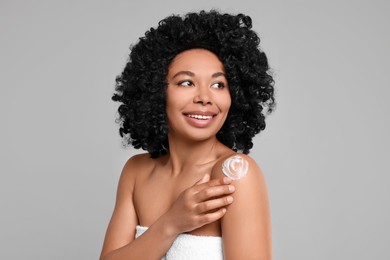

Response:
(185, 129), (221, 142)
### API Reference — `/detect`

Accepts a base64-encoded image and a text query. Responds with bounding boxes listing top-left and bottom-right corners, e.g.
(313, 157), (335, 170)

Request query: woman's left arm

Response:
(213, 155), (272, 260)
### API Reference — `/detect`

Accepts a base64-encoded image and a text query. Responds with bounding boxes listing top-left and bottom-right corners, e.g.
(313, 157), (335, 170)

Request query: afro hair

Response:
(112, 10), (275, 158)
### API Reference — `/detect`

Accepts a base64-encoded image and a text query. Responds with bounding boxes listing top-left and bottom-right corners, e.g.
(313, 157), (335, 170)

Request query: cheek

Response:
(213, 90), (231, 109)
(166, 95), (186, 113)
(165, 90), (190, 122)
(165, 94), (176, 122)
(222, 93), (232, 111)
(165, 89), (180, 112)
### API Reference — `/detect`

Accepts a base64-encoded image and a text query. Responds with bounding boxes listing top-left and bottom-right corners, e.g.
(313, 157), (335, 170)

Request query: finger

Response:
(193, 177), (232, 192)
(195, 184), (235, 201)
(199, 208), (227, 225)
(195, 196), (233, 214)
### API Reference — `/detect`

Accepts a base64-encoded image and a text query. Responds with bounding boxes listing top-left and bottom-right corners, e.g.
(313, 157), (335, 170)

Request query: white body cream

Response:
(222, 155), (249, 181)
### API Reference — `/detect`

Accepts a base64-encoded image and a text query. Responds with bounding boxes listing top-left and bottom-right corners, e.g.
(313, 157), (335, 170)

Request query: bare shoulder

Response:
(120, 153), (156, 184)
(212, 153), (272, 260)
(210, 153), (268, 209)
(210, 153), (269, 222)
(211, 153), (264, 183)
(122, 153), (155, 172)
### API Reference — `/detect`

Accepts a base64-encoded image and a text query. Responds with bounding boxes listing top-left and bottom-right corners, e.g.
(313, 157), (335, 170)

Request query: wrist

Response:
(155, 214), (180, 238)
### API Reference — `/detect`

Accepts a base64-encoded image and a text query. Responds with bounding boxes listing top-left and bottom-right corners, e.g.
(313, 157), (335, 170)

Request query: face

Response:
(166, 49), (231, 141)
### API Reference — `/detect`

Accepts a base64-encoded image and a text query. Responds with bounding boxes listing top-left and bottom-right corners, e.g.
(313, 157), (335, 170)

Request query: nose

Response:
(193, 86), (212, 105)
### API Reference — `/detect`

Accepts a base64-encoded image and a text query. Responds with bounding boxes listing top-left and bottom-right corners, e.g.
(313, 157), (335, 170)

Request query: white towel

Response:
(135, 225), (223, 260)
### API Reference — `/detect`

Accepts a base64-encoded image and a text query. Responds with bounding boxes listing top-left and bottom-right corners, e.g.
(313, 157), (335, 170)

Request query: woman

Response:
(100, 10), (275, 260)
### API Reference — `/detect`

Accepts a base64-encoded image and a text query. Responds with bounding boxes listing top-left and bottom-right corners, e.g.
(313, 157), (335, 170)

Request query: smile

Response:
(185, 114), (214, 120)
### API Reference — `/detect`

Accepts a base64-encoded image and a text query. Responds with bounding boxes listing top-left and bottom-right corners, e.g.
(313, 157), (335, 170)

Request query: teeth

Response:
(186, 114), (213, 120)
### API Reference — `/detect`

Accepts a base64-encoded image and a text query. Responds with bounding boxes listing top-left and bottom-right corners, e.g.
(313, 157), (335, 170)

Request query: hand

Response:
(162, 174), (235, 235)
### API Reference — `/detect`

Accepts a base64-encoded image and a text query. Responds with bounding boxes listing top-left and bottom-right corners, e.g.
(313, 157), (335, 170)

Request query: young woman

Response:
(100, 10), (275, 260)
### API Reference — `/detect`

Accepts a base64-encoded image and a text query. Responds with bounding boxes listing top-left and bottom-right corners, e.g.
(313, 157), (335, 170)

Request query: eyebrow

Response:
(211, 72), (226, 78)
(172, 71), (226, 79)
(172, 71), (195, 79)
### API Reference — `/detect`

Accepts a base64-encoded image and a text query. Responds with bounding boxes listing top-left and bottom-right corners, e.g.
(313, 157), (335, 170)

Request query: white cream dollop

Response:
(222, 155), (248, 181)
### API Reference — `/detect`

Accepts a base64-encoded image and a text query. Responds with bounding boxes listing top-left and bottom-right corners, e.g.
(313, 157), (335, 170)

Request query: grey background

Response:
(1, 0), (389, 259)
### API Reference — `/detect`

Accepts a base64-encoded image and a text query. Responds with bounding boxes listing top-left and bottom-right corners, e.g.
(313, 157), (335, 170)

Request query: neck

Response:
(166, 135), (223, 176)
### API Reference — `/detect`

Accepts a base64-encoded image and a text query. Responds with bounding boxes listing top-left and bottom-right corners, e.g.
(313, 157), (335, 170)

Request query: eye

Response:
(211, 82), (225, 89)
(178, 80), (194, 87)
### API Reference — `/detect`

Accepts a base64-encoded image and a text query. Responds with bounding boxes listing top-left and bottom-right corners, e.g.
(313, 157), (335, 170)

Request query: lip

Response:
(183, 111), (218, 128)
(183, 111), (217, 116)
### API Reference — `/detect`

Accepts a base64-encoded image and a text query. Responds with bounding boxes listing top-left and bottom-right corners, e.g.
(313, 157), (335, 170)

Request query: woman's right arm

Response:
(100, 155), (235, 260)
(100, 156), (177, 260)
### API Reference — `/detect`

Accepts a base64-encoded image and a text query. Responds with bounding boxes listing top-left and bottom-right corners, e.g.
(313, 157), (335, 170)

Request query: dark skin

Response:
(100, 49), (271, 260)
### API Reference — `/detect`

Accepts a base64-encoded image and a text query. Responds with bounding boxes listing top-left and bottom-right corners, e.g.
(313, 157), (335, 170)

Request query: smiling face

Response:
(166, 49), (231, 142)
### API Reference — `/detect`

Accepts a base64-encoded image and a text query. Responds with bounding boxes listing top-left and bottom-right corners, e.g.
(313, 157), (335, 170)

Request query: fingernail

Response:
(222, 208), (227, 213)
(228, 185), (235, 192)
(227, 196), (233, 203)
(223, 177), (231, 183)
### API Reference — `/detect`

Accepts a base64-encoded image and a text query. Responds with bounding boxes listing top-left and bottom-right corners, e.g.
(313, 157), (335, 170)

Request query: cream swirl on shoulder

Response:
(222, 155), (248, 180)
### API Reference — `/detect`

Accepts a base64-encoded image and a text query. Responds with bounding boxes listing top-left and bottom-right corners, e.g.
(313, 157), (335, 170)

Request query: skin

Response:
(100, 49), (271, 260)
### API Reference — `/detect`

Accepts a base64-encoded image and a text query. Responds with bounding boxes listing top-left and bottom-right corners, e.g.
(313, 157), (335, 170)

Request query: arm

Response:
(100, 155), (177, 260)
(213, 154), (272, 260)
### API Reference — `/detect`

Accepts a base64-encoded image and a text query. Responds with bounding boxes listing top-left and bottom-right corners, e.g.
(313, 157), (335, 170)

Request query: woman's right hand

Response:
(161, 174), (235, 235)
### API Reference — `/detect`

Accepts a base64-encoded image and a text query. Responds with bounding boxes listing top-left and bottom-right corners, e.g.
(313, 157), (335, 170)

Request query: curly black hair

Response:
(112, 10), (275, 158)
